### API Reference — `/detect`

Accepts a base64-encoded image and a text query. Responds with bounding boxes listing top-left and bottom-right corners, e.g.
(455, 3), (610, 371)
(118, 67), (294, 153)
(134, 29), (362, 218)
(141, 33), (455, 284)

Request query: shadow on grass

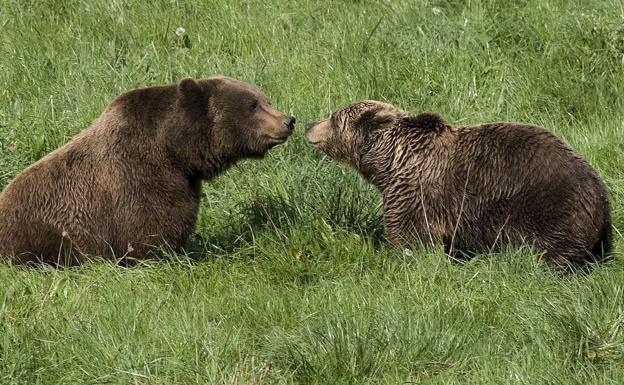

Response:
(184, 186), (385, 261)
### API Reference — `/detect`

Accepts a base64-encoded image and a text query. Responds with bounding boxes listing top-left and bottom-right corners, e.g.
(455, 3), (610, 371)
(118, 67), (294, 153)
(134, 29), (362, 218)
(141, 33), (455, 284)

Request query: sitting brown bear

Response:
(0, 76), (295, 265)
(305, 101), (612, 270)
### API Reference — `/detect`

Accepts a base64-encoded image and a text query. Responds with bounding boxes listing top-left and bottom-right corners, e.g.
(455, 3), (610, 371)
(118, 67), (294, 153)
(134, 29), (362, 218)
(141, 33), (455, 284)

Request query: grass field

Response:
(1, 0), (623, 383)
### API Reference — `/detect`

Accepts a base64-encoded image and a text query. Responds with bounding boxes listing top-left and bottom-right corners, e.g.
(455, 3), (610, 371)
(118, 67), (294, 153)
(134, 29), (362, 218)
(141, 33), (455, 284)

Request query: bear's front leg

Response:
(383, 208), (439, 249)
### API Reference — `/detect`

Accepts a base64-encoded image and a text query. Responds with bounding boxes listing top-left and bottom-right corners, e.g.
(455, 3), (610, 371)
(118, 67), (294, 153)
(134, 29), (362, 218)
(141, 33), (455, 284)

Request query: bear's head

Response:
(305, 100), (405, 167)
(306, 101), (449, 187)
(169, 76), (295, 176)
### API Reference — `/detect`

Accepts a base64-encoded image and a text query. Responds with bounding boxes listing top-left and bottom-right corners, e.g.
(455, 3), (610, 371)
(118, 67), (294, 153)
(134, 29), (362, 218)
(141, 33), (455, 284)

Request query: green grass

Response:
(1, 0), (623, 383)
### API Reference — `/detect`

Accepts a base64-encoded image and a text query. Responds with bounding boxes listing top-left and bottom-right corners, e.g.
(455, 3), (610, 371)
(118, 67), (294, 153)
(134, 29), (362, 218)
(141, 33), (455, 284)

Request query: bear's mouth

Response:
(306, 139), (323, 147)
(264, 135), (289, 147)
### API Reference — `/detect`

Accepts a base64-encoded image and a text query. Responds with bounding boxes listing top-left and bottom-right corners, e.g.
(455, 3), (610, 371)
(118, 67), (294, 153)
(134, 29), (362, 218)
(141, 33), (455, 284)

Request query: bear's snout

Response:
(304, 120), (331, 147)
(284, 116), (296, 131)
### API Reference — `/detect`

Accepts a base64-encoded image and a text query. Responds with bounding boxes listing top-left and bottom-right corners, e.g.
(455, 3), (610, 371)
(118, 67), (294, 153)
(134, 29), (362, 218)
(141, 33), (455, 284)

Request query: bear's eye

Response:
(249, 100), (259, 112)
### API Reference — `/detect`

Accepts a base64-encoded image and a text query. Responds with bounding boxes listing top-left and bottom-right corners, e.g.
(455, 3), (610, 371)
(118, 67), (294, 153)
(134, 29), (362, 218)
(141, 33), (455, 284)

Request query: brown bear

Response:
(305, 101), (612, 270)
(0, 76), (296, 265)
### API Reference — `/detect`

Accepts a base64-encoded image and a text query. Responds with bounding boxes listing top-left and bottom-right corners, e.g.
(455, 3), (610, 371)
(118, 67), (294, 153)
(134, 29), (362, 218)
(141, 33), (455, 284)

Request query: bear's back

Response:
(449, 123), (601, 195)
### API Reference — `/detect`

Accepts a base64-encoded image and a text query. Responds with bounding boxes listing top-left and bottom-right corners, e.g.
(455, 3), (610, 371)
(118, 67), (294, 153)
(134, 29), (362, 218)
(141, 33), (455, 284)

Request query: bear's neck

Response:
(356, 142), (393, 192)
(358, 130), (442, 195)
(193, 148), (240, 181)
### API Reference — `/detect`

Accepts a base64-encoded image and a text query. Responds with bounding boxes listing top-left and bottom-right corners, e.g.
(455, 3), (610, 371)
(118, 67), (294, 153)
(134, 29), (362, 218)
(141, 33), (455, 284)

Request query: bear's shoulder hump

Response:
(401, 112), (448, 133)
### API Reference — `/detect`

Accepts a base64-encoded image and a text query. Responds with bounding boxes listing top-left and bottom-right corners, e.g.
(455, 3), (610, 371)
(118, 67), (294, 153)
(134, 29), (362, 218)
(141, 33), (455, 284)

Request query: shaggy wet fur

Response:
(0, 76), (295, 265)
(306, 101), (612, 270)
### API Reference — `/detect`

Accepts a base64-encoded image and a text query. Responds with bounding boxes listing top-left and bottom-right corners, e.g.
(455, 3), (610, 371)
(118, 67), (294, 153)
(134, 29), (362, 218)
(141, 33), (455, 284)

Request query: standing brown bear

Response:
(305, 101), (612, 270)
(0, 76), (296, 265)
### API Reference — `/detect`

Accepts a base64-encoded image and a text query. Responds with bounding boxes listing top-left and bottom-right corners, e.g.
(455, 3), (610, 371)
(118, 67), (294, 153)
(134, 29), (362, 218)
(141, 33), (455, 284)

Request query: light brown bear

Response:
(306, 101), (612, 270)
(0, 76), (295, 265)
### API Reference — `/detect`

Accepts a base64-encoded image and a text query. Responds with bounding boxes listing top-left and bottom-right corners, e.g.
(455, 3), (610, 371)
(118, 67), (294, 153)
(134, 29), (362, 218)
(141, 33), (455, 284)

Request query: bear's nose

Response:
(284, 116), (296, 131)
(305, 122), (315, 131)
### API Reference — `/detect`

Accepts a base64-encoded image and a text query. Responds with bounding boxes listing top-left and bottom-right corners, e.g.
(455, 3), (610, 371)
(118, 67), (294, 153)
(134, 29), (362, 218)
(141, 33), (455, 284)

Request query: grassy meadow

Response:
(1, 0), (624, 383)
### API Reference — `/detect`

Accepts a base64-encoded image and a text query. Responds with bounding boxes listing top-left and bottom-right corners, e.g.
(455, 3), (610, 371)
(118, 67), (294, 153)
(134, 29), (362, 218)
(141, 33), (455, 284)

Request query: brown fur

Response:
(0, 76), (295, 265)
(306, 101), (612, 270)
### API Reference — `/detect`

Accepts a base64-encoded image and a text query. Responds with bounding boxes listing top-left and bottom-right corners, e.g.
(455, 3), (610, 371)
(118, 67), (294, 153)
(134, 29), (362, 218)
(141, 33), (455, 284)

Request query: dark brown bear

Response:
(0, 76), (295, 265)
(306, 101), (612, 270)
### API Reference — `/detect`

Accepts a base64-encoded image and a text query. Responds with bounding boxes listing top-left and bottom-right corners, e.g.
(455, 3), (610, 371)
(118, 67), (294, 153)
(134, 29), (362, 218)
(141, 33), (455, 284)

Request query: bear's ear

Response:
(177, 77), (206, 108)
(356, 109), (397, 132)
(399, 112), (447, 133)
